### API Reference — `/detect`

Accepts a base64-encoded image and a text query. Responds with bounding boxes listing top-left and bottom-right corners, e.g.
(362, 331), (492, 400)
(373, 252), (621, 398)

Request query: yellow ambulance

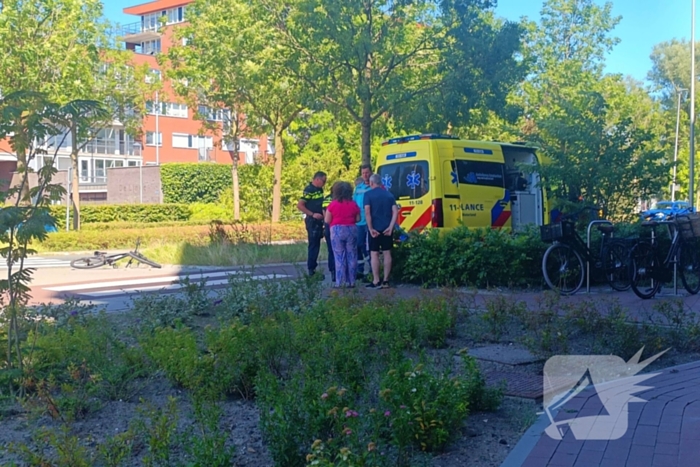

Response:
(375, 133), (549, 232)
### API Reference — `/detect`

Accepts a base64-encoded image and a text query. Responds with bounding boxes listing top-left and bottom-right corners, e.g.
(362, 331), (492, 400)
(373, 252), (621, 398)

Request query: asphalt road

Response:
(28, 261), (315, 312)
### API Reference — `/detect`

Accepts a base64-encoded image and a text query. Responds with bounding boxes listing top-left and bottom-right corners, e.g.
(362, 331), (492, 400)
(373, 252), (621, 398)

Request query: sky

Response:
(102, 0), (693, 84)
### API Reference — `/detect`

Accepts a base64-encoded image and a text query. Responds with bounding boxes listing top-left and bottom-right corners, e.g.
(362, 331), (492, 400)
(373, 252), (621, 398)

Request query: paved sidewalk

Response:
(502, 360), (700, 467)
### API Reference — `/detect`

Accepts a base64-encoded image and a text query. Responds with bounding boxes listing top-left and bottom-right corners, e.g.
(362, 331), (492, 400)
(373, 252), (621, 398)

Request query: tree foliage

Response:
(0, 91), (66, 396)
(516, 0), (667, 219)
(167, 0), (305, 222)
(258, 0), (444, 166)
(400, 0), (528, 133)
(0, 0), (153, 229)
(647, 39), (699, 201)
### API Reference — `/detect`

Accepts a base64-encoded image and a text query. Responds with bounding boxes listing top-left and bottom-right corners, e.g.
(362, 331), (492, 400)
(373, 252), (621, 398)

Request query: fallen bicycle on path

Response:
(70, 238), (161, 269)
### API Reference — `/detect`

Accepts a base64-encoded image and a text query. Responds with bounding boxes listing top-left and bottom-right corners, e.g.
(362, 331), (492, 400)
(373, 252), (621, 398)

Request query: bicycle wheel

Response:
(680, 239), (700, 295)
(629, 242), (661, 299)
(602, 241), (631, 291)
(70, 256), (106, 269)
(127, 252), (161, 269)
(542, 243), (585, 295)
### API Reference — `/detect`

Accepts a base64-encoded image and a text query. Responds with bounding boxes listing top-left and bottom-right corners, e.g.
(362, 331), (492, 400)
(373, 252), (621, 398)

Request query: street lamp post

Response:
(673, 88), (688, 202)
(133, 142), (143, 203)
(155, 91), (160, 166)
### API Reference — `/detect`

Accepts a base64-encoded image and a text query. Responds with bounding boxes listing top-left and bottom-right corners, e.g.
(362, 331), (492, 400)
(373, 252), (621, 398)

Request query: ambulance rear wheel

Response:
(542, 243), (584, 295)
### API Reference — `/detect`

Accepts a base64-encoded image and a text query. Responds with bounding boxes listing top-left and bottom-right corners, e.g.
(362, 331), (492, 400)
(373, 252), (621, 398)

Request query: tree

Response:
(647, 39), (700, 201)
(516, 0), (667, 218)
(534, 76), (667, 218)
(399, 0), (528, 134)
(0, 91), (66, 396)
(167, 0), (305, 222)
(0, 0), (152, 229)
(257, 0), (444, 167)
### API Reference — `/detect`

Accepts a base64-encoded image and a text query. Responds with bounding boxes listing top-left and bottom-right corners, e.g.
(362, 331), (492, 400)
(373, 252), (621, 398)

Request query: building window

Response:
(146, 131), (162, 146)
(142, 12), (161, 31)
(198, 105), (230, 122)
(94, 159), (106, 183)
(167, 103), (188, 118)
(128, 161), (139, 167)
(173, 133), (213, 149)
(147, 102), (187, 118)
(80, 160), (89, 182)
(166, 6), (185, 25)
(141, 39), (161, 55)
(145, 69), (161, 84)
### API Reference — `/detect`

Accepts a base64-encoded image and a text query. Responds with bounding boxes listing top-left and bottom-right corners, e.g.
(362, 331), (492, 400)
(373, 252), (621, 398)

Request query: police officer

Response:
(297, 171), (327, 276)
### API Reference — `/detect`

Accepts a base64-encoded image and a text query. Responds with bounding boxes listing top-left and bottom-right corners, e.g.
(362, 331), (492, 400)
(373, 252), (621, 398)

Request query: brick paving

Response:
(505, 361), (700, 467)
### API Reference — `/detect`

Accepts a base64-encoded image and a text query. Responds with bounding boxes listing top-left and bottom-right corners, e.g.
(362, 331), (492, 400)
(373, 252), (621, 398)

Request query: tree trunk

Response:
(361, 118), (372, 168)
(16, 155), (31, 205)
(231, 141), (241, 221)
(271, 129), (284, 223)
(70, 124), (80, 230)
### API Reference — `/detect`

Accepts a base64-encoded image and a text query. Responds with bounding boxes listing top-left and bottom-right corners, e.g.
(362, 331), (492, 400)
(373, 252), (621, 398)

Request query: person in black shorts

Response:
(297, 171), (327, 276)
(364, 174), (398, 288)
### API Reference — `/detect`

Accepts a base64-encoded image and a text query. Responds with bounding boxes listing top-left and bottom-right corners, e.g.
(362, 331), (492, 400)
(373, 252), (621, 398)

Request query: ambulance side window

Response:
(454, 160), (505, 188)
(378, 161), (430, 200)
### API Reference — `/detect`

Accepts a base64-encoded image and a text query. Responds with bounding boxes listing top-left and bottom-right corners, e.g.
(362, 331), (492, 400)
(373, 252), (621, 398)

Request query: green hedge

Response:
(49, 204), (191, 229)
(393, 226), (550, 289)
(160, 163), (232, 204)
(160, 162), (292, 221)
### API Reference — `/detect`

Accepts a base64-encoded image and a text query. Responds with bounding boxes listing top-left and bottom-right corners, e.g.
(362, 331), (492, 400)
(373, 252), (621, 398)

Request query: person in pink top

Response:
(324, 181), (361, 288)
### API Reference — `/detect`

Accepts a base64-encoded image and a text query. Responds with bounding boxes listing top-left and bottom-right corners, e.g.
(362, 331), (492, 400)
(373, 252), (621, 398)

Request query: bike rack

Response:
(586, 220), (613, 293)
(652, 225), (680, 296)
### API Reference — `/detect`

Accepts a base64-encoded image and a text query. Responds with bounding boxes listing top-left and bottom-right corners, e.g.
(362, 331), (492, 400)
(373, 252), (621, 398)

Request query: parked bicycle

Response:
(70, 238), (161, 269)
(628, 213), (700, 299)
(540, 207), (633, 295)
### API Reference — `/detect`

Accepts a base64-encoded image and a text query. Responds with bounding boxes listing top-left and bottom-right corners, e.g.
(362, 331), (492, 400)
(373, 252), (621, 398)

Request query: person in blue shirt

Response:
(364, 173), (398, 289)
(352, 164), (372, 281)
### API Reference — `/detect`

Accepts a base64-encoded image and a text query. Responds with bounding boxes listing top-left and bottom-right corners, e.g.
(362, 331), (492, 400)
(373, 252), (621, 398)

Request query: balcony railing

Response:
(82, 141), (137, 156)
(115, 21), (161, 41)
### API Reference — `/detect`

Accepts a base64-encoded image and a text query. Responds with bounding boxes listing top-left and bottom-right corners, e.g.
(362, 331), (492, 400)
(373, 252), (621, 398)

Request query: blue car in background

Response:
(640, 200), (695, 221)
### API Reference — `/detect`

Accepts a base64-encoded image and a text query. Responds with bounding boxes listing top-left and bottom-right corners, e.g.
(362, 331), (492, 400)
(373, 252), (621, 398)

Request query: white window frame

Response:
(165, 103), (188, 118)
(172, 133), (213, 149)
(146, 131), (162, 146)
(141, 39), (161, 55)
(172, 133), (190, 149)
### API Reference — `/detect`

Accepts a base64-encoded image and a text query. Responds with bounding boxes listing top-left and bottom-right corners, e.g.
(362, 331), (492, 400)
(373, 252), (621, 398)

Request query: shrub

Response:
(189, 202), (232, 222)
(160, 163), (232, 204)
(394, 226), (548, 288)
(49, 204), (191, 228)
(37, 221), (306, 252)
(379, 355), (501, 453)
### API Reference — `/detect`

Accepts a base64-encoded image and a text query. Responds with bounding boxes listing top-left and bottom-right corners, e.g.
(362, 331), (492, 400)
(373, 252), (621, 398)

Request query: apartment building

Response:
(1, 0), (267, 202)
(119, 0), (269, 167)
